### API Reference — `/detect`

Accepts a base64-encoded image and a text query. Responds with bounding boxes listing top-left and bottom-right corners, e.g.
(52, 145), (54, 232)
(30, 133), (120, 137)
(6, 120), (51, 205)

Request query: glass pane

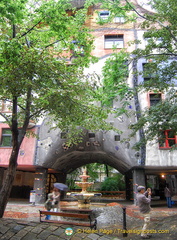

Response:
(2, 129), (11, 135)
(168, 139), (175, 147)
(114, 41), (124, 48)
(168, 130), (175, 138)
(1, 136), (12, 146)
(105, 41), (114, 48)
(150, 94), (161, 106)
(105, 40), (123, 49)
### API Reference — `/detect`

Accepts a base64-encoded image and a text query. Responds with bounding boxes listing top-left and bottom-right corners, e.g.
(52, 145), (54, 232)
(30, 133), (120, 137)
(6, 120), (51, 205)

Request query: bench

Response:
(60, 207), (93, 213)
(39, 210), (97, 229)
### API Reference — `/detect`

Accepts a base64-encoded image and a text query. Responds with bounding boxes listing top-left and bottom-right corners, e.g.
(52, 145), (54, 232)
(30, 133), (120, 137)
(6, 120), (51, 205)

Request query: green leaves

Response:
(98, 50), (130, 107)
(0, 0), (114, 145)
(0, 0), (28, 24)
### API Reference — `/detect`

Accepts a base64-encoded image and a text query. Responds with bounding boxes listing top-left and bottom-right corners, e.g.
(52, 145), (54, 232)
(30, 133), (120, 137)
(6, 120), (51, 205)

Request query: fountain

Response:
(67, 168), (101, 208)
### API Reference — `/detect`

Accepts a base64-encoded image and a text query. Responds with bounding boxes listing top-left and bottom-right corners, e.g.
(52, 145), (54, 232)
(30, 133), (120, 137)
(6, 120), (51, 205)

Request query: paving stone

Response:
(22, 226), (34, 232)
(15, 229), (28, 238)
(70, 236), (83, 240)
(37, 229), (52, 239)
(0, 231), (16, 239)
(97, 236), (112, 240)
(86, 233), (100, 240)
(16, 221), (30, 226)
(13, 225), (25, 232)
(21, 232), (38, 240)
(0, 224), (10, 234)
(31, 226), (44, 234)
(110, 238), (122, 240)
(2, 219), (14, 224)
(8, 222), (19, 228)
(53, 227), (66, 236)
(46, 225), (59, 231)
(46, 235), (62, 240)
(40, 223), (51, 229)
(59, 232), (72, 239)
(9, 237), (22, 240)
(26, 222), (39, 227)
(74, 232), (88, 238)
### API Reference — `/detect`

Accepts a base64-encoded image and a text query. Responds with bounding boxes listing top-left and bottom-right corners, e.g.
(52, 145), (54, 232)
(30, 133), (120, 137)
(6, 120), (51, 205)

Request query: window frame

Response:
(104, 35), (124, 49)
(159, 130), (177, 149)
(0, 128), (13, 147)
(147, 92), (163, 107)
(142, 62), (157, 81)
(98, 11), (110, 20)
(113, 16), (125, 23)
(0, 100), (12, 112)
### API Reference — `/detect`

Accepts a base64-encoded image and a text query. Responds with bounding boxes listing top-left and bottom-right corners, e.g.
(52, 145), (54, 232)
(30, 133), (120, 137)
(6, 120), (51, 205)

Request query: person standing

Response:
(164, 184), (172, 208)
(136, 186), (152, 239)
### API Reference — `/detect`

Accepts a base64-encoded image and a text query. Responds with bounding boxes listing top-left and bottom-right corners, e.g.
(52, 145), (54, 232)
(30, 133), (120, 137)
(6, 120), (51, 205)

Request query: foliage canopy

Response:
(0, 0), (114, 218)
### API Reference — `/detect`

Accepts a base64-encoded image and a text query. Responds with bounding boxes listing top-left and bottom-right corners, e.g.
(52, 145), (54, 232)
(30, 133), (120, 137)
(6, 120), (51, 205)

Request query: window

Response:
(0, 100), (12, 112)
(88, 133), (95, 138)
(159, 130), (177, 149)
(145, 37), (163, 47)
(114, 135), (120, 141)
(114, 16), (125, 23)
(104, 35), (124, 49)
(99, 11), (110, 20)
(149, 93), (162, 106)
(143, 63), (157, 81)
(1, 129), (12, 147)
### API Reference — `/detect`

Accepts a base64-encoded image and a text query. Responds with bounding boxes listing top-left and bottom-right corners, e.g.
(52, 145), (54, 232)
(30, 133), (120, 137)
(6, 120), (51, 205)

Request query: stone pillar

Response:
(133, 168), (145, 205)
(0, 168), (4, 190)
(125, 171), (133, 201)
(33, 168), (48, 204)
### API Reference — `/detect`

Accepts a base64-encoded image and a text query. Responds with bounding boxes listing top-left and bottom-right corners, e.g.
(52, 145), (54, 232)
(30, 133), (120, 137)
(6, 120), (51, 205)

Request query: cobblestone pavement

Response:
(1, 200), (177, 240)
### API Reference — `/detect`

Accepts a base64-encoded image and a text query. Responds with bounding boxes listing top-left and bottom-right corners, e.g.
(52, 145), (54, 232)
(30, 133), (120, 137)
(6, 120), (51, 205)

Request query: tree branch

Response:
(29, 108), (46, 119)
(19, 18), (44, 39)
(125, 0), (177, 44)
(44, 38), (65, 49)
(124, 0), (149, 20)
(20, 88), (32, 142)
(0, 113), (11, 126)
(134, 53), (177, 60)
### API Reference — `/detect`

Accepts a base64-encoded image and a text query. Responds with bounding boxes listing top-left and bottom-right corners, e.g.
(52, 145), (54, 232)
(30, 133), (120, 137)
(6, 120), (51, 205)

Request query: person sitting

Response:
(51, 187), (60, 212)
(44, 193), (53, 220)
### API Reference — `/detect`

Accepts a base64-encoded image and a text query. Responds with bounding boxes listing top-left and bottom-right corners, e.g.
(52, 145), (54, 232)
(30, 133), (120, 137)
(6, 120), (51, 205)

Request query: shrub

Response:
(100, 174), (125, 193)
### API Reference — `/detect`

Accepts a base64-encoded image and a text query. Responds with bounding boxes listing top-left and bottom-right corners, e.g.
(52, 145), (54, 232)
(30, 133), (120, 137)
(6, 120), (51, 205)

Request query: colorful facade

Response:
(1, 1), (177, 203)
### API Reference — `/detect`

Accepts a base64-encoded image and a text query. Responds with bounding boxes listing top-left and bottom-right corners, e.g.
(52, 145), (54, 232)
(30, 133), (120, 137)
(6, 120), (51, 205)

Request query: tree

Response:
(127, 0), (177, 148)
(0, 0), (113, 218)
(98, 0), (177, 148)
(100, 173), (125, 192)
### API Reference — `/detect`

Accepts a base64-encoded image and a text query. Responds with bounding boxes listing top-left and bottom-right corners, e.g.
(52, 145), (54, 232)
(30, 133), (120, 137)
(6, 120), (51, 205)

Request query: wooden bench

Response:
(60, 207), (93, 213)
(39, 210), (97, 229)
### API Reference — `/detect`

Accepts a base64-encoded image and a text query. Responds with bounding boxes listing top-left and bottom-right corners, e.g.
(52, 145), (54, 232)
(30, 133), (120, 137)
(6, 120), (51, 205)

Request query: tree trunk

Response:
(105, 164), (109, 177)
(0, 95), (21, 218)
(0, 144), (20, 218)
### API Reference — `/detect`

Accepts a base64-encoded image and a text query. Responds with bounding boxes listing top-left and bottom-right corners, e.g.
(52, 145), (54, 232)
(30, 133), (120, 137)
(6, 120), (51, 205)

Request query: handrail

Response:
(68, 190), (125, 193)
